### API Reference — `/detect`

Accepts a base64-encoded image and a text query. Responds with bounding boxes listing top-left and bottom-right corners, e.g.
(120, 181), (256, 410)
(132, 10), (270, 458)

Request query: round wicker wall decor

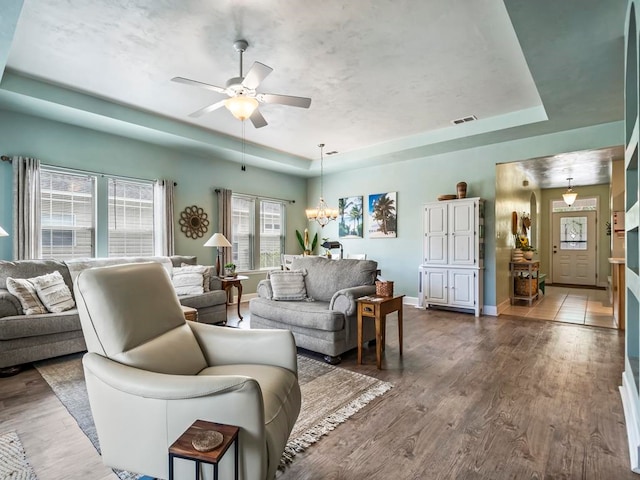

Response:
(179, 205), (210, 239)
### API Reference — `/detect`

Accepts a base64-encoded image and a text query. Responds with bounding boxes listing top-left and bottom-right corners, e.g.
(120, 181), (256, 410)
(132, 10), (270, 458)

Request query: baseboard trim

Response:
(239, 293), (257, 303)
(483, 305), (498, 316)
(497, 298), (511, 315)
(404, 296), (418, 306)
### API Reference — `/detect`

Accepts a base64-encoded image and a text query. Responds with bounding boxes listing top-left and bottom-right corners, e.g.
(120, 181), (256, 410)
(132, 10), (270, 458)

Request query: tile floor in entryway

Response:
(502, 285), (617, 329)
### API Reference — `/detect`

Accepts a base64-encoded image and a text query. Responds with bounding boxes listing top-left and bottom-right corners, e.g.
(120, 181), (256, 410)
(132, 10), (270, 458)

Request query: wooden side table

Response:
(357, 295), (404, 369)
(220, 275), (248, 321)
(169, 420), (239, 480)
(181, 305), (198, 322)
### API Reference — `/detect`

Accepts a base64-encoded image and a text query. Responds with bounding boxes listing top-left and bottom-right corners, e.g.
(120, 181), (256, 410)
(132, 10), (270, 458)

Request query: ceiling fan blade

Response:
(249, 108), (268, 129)
(188, 99), (227, 118)
(242, 62), (273, 90)
(171, 76), (227, 94)
(257, 93), (311, 108)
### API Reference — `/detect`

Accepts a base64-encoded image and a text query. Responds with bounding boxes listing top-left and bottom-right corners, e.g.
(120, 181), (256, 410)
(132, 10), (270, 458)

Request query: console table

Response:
(509, 261), (539, 306)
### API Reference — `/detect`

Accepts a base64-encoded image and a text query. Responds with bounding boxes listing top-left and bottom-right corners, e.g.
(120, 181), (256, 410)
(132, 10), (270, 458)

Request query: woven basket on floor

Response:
(514, 277), (537, 296)
(376, 281), (394, 297)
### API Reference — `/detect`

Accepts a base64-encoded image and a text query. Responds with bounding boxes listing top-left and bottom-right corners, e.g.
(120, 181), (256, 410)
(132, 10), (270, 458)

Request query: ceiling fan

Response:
(171, 40), (311, 129)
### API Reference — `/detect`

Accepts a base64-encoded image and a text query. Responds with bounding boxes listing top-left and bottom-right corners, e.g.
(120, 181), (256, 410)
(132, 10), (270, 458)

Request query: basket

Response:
(376, 281), (394, 297)
(514, 276), (538, 296)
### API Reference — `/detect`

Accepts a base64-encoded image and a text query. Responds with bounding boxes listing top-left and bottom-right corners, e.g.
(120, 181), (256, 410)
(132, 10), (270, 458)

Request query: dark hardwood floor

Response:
(0, 303), (633, 480)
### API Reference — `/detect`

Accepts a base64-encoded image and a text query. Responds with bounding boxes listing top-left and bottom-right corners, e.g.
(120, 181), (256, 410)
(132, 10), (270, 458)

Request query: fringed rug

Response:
(35, 353), (392, 477)
(0, 431), (38, 480)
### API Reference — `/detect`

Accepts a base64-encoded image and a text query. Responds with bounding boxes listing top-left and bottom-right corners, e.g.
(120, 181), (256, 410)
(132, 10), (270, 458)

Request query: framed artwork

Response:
(368, 192), (397, 238)
(338, 196), (364, 238)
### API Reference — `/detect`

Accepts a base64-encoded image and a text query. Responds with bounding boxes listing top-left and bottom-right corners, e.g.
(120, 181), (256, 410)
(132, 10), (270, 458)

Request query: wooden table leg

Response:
(235, 282), (243, 321)
(357, 309), (363, 364)
(398, 305), (403, 356)
(375, 314), (382, 369)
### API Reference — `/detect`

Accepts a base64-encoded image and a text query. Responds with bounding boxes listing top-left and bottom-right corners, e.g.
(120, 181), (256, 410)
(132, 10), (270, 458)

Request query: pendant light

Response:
(562, 177), (578, 206)
(305, 144), (338, 227)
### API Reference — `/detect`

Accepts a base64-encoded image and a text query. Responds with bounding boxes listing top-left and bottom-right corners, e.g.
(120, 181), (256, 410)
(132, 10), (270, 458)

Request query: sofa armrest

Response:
(188, 322), (298, 374)
(329, 285), (377, 316)
(0, 290), (21, 317)
(256, 279), (273, 300)
(208, 273), (222, 291)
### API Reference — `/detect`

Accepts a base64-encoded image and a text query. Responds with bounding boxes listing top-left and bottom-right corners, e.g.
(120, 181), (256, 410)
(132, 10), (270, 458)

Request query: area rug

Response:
(35, 353), (392, 478)
(0, 431), (38, 480)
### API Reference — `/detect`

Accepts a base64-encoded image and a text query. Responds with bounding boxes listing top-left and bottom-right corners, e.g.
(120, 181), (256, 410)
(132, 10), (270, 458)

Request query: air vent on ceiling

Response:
(325, 151), (339, 156)
(451, 115), (477, 125)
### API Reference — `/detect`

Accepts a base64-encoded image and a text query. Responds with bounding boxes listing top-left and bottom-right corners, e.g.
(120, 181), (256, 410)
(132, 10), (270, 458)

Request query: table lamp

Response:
(204, 233), (232, 276)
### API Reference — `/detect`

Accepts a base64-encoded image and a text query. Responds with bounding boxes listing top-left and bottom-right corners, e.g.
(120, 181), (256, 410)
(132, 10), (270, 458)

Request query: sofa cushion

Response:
(290, 257), (378, 302)
(249, 298), (344, 331)
(172, 265), (207, 295)
(31, 271), (76, 313)
(269, 270), (308, 301)
(6, 277), (48, 315)
(170, 255), (197, 267)
(0, 309), (80, 340)
(179, 290), (227, 310)
(0, 260), (73, 292)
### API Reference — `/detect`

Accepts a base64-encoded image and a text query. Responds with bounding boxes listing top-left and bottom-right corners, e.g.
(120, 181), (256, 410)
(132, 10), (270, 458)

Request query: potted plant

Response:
(520, 244), (537, 261)
(296, 228), (318, 255)
(224, 263), (236, 277)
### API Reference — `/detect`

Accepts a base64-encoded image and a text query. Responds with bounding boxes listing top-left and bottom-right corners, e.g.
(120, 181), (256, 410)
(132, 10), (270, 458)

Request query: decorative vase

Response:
(456, 181), (467, 199)
(523, 251), (534, 261)
(512, 248), (524, 262)
(224, 267), (236, 277)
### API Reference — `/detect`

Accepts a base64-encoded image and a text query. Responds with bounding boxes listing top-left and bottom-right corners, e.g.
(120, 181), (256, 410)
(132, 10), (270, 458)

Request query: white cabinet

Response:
(419, 198), (484, 316)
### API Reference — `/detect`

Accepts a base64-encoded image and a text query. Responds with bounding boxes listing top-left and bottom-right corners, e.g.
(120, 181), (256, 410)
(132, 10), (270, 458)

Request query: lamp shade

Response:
(562, 190), (578, 206)
(0, 226), (7, 237)
(204, 233), (232, 248)
(225, 96), (259, 121)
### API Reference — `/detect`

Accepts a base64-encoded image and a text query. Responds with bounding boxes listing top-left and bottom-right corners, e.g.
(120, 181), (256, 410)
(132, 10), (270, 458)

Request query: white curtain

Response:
(154, 179), (175, 256)
(217, 188), (232, 267)
(13, 156), (41, 260)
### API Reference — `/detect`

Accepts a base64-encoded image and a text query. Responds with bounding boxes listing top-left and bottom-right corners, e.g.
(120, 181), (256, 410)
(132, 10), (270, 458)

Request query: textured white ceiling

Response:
(7, 0), (542, 161)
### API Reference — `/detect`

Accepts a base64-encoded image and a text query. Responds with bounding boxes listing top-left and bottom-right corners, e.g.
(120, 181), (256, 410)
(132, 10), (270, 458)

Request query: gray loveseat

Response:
(0, 255), (227, 370)
(249, 256), (378, 363)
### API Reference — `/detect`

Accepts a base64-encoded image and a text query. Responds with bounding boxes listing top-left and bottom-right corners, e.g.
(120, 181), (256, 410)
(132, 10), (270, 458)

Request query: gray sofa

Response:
(249, 256), (378, 363)
(0, 255), (227, 370)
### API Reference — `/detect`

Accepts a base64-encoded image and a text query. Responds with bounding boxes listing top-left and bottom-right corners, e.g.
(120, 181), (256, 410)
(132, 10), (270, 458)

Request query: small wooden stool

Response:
(169, 420), (239, 480)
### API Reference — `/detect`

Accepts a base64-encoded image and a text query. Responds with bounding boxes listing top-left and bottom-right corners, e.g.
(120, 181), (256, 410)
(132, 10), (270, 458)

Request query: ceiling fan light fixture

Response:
(225, 96), (258, 121)
(562, 177), (578, 206)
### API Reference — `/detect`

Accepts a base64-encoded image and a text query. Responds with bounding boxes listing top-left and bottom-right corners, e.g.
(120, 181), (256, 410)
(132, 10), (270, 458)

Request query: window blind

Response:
(40, 169), (96, 259)
(108, 178), (155, 257)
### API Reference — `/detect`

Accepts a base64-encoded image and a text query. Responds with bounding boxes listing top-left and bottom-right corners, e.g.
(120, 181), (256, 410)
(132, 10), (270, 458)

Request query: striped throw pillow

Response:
(31, 271), (76, 313)
(6, 277), (48, 315)
(269, 269), (308, 301)
(172, 265), (206, 296)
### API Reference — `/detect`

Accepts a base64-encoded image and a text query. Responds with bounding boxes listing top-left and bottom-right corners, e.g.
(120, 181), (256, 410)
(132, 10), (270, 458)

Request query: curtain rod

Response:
(214, 188), (295, 204)
(1, 156), (11, 163)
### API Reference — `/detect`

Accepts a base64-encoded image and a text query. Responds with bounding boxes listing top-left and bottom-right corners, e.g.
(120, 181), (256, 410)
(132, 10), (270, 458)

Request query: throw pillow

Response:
(181, 263), (213, 292)
(269, 269), (308, 301)
(31, 271), (76, 313)
(172, 265), (207, 296)
(6, 277), (48, 315)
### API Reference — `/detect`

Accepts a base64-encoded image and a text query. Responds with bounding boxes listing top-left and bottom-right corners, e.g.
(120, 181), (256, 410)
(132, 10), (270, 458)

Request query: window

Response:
(108, 179), (155, 257)
(231, 195), (285, 271)
(40, 169), (95, 259)
(39, 167), (159, 260)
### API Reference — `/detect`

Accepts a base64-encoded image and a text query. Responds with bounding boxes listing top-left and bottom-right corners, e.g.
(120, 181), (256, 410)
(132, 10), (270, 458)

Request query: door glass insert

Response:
(560, 216), (587, 250)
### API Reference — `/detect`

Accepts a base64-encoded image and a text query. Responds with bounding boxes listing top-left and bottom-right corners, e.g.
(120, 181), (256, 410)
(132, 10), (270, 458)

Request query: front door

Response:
(551, 210), (597, 285)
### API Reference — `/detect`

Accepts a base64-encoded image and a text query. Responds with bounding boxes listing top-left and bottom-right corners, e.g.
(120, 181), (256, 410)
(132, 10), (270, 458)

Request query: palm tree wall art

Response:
(339, 196), (363, 238)
(368, 192), (397, 238)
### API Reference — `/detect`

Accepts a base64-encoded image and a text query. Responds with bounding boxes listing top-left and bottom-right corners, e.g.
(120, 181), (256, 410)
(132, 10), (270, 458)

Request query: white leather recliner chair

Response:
(74, 262), (301, 480)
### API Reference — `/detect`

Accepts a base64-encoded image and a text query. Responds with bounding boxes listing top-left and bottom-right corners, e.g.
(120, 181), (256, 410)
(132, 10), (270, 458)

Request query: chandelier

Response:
(306, 143), (338, 227)
(562, 177), (578, 206)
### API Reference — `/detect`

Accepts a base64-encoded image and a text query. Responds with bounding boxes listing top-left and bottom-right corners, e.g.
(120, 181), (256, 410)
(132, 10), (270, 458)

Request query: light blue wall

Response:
(308, 121), (623, 309)
(0, 110), (308, 292)
(0, 109), (623, 305)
